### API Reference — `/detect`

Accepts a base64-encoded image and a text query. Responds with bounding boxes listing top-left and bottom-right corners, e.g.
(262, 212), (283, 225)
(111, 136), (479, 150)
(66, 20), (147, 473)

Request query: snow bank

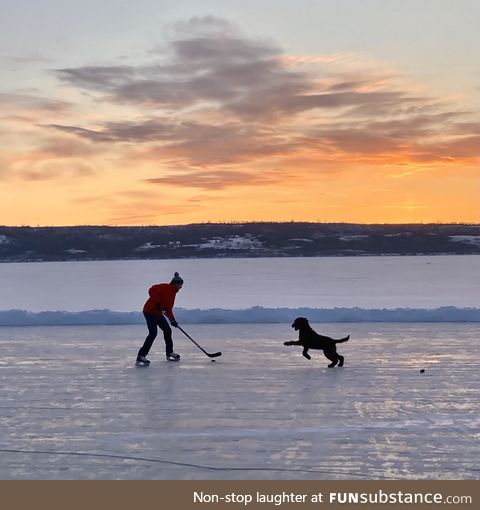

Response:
(1, 306), (480, 326)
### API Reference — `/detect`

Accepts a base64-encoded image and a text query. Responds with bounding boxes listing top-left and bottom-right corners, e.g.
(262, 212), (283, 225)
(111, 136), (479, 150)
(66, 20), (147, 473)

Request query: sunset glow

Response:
(1, 1), (479, 225)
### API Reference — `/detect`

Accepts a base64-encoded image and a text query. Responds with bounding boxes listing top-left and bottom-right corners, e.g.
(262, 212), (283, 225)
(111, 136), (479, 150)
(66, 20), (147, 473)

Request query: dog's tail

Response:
(334, 335), (350, 344)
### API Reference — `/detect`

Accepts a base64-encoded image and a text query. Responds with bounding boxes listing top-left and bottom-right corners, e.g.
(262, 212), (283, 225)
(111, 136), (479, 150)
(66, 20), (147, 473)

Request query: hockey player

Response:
(136, 272), (184, 366)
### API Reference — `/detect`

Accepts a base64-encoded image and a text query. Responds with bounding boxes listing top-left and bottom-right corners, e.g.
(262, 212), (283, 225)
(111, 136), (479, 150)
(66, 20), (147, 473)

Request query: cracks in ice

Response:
(1, 448), (399, 479)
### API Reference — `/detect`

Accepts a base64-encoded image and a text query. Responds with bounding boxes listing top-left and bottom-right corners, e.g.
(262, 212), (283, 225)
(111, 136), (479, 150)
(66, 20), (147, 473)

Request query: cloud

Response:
(49, 16), (480, 189)
(142, 122), (293, 166)
(49, 119), (293, 167)
(54, 17), (311, 119)
(49, 118), (179, 143)
(72, 187), (196, 224)
(3, 134), (101, 181)
(19, 161), (94, 181)
(413, 135), (480, 163)
(15, 135), (102, 163)
(54, 17), (423, 123)
(0, 93), (71, 115)
(57, 65), (137, 91)
(303, 109), (480, 164)
(145, 168), (282, 190)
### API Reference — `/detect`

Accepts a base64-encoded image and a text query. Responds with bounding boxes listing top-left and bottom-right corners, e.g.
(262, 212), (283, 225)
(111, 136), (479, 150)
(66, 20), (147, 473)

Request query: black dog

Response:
(284, 317), (349, 367)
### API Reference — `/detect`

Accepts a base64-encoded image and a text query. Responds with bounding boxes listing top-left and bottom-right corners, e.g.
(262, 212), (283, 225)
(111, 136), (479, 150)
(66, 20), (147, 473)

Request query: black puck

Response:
(420, 369), (425, 373)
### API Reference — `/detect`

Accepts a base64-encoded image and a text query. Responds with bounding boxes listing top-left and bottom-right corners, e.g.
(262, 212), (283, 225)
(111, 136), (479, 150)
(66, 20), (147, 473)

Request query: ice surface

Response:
(0, 255), (479, 312)
(0, 323), (478, 480)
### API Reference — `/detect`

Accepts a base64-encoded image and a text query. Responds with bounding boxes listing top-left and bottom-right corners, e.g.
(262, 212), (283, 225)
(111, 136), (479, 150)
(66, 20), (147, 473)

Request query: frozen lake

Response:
(0, 255), (479, 312)
(1, 323), (478, 480)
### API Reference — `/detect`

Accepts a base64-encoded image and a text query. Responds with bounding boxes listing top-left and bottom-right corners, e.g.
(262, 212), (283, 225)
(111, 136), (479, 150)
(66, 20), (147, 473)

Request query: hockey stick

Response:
(177, 326), (222, 358)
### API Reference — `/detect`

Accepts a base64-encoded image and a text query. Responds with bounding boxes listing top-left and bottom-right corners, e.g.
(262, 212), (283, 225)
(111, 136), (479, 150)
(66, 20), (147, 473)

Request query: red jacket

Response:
(143, 283), (178, 321)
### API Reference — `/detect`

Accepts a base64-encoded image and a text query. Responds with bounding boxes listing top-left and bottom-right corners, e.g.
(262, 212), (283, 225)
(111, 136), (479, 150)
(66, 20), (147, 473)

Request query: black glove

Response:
(170, 320), (178, 328)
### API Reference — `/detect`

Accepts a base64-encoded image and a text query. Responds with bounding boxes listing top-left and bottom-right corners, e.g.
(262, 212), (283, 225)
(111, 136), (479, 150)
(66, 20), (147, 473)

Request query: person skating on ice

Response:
(136, 272), (184, 366)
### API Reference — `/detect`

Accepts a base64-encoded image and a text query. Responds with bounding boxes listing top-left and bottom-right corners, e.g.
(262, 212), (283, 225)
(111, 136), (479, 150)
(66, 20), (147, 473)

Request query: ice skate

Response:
(135, 355), (151, 367)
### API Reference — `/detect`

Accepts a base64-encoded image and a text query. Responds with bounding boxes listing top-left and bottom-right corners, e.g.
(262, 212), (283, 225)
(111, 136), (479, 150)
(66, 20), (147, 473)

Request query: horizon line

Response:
(1, 221), (480, 229)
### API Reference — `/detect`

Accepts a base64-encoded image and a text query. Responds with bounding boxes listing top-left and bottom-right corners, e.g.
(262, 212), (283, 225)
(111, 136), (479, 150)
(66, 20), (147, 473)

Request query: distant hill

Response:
(0, 223), (479, 262)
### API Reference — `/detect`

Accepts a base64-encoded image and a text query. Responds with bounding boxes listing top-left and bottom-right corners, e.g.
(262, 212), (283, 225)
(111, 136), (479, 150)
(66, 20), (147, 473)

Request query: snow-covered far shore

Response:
(1, 306), (480, 326)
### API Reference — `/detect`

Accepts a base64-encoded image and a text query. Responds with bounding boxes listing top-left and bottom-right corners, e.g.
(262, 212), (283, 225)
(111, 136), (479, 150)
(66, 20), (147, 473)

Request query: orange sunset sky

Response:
(1, 0), (479, 226)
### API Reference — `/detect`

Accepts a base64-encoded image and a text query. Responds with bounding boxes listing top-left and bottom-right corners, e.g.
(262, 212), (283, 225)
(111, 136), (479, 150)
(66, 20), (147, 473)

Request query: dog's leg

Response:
(325, 352), (338, 367)
(302, 348), (311, 360)
(284, 341), (301, 346)
(337, 354), (344, 367)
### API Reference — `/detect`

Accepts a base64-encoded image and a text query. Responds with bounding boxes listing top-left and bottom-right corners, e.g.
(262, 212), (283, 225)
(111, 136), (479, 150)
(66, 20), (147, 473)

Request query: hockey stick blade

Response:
(178, 326), (222, 359)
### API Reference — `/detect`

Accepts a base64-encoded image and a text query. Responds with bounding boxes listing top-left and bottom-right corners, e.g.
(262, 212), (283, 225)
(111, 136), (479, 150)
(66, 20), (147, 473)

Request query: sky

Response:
(1, 0), (479, 226)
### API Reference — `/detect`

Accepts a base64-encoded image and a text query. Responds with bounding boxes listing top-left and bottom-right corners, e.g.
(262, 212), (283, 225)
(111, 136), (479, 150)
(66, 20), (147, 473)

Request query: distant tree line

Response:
(0, 223), (479, 262)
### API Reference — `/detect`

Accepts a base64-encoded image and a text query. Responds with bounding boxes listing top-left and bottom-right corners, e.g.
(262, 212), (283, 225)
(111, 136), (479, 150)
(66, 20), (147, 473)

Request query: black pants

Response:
(138, 312), (173, 358)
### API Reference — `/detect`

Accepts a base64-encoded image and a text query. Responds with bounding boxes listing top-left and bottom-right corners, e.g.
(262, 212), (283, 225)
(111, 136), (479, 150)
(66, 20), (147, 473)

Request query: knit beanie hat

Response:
(170, 272), (184, 285)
